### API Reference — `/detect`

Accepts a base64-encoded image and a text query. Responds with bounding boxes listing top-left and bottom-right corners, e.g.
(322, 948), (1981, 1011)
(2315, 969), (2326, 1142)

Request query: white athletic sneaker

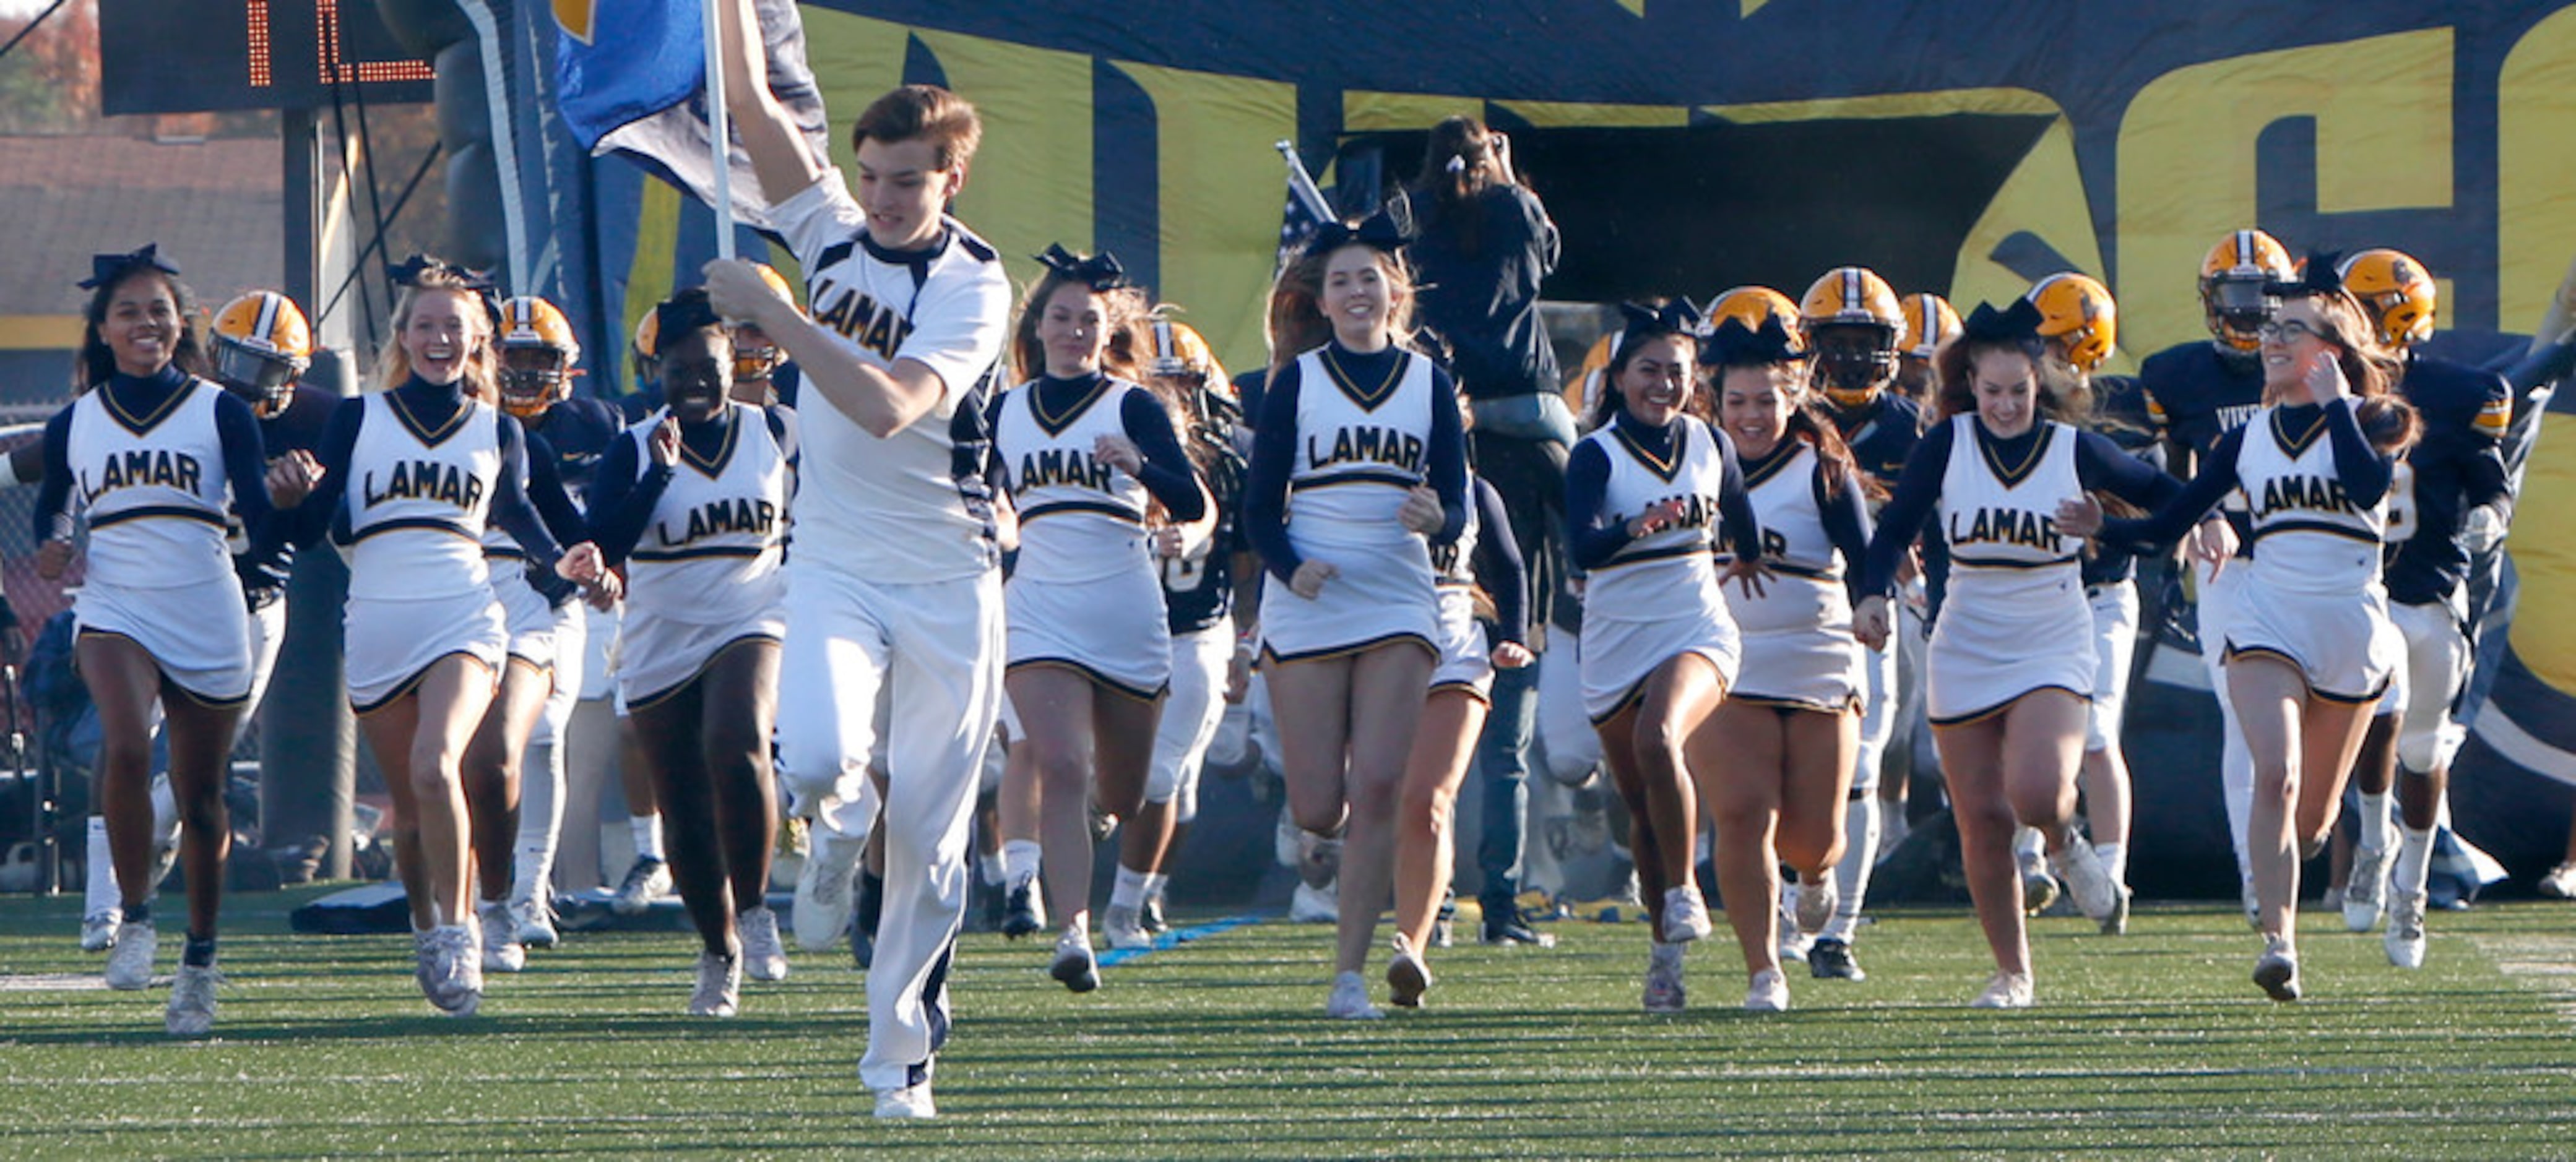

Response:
(1385, 934), (1431, 1009)
(1642, 944), (1687, 1014)
(793, 832), (862, 952)
(1050, 927), (1100, 994)
(1970, 970), (2034, 1010)
(612, 857), (672, 917)
(2242, 882), (2263, 931)
(2343, 844), (2392, 933)
(2384, 890), (2427, 970)
(1793, 874), (1837, 936)
(1101, 903), (1151, 951)
(1744, 968), (1790, 1014)
(1659, 886), (1713, 944)
(1287, 880), (1339, 924)
(165, 962), (219, 1038)
(873, 1083), (937, 1119)
(80, 909), (121, 953)
(105, 920), (157, 990)
(2050, 835), (2119, 923)
(2101, 885), (2133, 937)
(1325, 970), (1383, 1020)
(513, 897), (560, 949)
(478, 901), (526, 974)
(2253, 937), (2301, 1002)
(426, 925), (483, 1017)
(1000, 872), (1047, 939)
(737, 906), (790, 982)
(2018, 850), (2060, 916)
(1776, 888), (1810, 963)
(2540, 861), (2576, 900)
(689, 950), (741, 1017)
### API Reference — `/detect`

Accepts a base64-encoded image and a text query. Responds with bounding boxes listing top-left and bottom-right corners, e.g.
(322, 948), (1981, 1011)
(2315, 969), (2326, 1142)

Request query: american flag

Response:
(1274, 140), (1334, 272)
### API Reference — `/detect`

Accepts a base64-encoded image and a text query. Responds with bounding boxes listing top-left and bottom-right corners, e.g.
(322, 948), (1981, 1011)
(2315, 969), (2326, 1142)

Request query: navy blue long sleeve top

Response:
(34, 365), (274, 556)
(1243, 343), (1469, 584)
(2097, 398), (2387, 553)
(1861, 417), (2183, 599)
(288, 376), (560, 564)
(1562, 411), (1765, 571)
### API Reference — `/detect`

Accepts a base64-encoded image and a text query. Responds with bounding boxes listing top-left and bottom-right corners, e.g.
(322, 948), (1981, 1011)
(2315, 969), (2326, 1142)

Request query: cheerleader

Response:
(33, 246), (272, 1036)
(1243, 214), (1470, 1019)
(1701, 314), (1871, 1012)
(464, 296), (603, 976)
(588, 290), (797, 1016)
(2071, 264), (2417, 999)
(268, 257), (602, 1017)
(990, 246), (1205, 993)
(1854, 299), (2176, 1009)
(1387, 436), (1531, 1008)
(1565, 301), (1765, 1014)
(1102, 320), (1245, 950)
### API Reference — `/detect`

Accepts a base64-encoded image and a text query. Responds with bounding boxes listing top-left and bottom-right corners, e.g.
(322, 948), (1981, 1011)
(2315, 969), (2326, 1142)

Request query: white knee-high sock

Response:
(629, 813), (665, 863)
(1109, 865), (1148, 911)
(513, 735), (566, 905)
(2357, 791), (2393, 852)
(1001, 838), (1042, 885)
(84, 816), (119, 917)
(1819, 796), (1878, 944)
(2393, 824), (2436, 897)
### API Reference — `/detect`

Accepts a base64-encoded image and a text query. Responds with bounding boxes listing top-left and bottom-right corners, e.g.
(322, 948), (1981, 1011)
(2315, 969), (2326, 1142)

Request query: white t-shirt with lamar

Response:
(772, 168), (1013, 583)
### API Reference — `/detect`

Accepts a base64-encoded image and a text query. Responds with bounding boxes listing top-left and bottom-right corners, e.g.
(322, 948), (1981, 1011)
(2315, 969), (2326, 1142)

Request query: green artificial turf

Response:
(2, 887), (2572, 1158)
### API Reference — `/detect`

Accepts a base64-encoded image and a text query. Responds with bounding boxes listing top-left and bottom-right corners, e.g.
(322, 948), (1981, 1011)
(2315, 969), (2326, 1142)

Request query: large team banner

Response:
(529, 1), (2576, 887)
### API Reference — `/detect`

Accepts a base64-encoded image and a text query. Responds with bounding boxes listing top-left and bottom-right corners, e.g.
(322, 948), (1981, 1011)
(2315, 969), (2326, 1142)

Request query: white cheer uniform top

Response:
(1577, 413), (1731, 625)
(774, 174), (1013, 583)
(625, 402), (792, 625)
(1937, 415), (2083, 588)
(1286, 345), (1436, 553)
(995, 376), (1154, 584)
(2239, 403), (2387, 595)
(1726, 441), (1850, 636)
(67, 378), (233, 591)
(342, 392), (502, 600)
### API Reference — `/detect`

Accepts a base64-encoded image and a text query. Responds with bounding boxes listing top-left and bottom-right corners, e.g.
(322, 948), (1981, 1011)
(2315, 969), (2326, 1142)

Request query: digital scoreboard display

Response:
(100, 0), (436, 115)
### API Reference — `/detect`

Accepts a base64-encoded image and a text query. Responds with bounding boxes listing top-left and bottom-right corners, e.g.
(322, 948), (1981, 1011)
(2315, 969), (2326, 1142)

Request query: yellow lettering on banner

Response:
(625, 175), (682, 352)
(797, 11), (907, 176)
(1112, 61), (1295, 377)
(2116, 30), (2452, 361)
(2510, 414), (2576, 697)
(1345, 92), (1484, 134)
(1950, 116), (2116, 369)
(1492, 101), (1688, 129)
(915, 30), (1095, 290)
(2499, 7), (2576, 336)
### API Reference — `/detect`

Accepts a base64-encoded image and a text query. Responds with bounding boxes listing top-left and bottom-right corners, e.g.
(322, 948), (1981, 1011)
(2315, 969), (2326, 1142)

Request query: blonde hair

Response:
(1266, 241), (1417, 381)
(379, 268), (499, 403)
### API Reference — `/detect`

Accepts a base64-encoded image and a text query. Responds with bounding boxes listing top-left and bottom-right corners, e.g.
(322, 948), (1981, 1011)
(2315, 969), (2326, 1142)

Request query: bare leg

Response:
(1395, 689), (1486, 953)
(1331, 643), (1435, 975)
(461, 660), (552, 904)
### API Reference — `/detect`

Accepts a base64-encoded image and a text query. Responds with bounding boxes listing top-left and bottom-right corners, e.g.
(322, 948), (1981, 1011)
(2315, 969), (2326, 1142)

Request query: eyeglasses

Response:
(2255, 319), (2328, 343)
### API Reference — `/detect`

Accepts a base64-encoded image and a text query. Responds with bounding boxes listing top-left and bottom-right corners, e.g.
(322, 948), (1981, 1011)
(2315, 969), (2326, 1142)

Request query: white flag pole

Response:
(704, 0), (737, 262)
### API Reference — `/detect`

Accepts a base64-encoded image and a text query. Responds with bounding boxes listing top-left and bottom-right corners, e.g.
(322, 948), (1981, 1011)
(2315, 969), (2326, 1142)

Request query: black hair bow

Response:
(1703, 314), (1811, 366)
(1960, 297), (2044, 344)
(1307, 207), (1412, 254)
(1034, 244), (1131, 291)
(79, 243), (180, 290)
(655, 291), (724, 341)
(1617, 298), (1706, 338)
(2266, 251), (2345, 299)
(387, 254), (496, 294)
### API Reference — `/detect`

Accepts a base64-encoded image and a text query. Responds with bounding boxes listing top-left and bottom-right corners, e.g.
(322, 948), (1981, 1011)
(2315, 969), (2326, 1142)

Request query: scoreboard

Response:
(100, 0), (436, 115)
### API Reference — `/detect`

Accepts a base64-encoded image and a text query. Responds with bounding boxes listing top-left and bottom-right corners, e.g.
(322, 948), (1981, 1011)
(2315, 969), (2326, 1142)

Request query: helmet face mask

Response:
(1809, 324), (1897, 403)
(2205, 276), (2278, 349)
(497, 346), (573, 418)
(212, 336), (303, 416)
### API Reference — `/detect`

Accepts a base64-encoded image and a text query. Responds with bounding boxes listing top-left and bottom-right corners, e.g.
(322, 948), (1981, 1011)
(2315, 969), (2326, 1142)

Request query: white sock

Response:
(2358, 791), (2393, 851)
(1141, 872), (1170, 903)
(2096, 841), (2127, 886)
(629, 814), (665, 863)
(2393, 824), (2436, 897)
(1820, 796), (1877, 942)
(977, 850), (1008, 887)
(84, 816), (119, 917)
(1002, 838), (1043, 885)
(1109, 864), (1148, 911)
(2013, 824), (2046, 864)
(513, 736), (566, 905)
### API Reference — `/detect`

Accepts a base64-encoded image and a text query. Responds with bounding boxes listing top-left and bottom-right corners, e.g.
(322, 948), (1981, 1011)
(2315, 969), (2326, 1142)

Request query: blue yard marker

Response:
(1096, 914), (1263, 967)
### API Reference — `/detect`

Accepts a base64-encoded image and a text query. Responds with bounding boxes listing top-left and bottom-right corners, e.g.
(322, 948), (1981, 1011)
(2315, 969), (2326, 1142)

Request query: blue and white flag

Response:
(1275, 140), (1333, 272)
(552, 0), (828, 235)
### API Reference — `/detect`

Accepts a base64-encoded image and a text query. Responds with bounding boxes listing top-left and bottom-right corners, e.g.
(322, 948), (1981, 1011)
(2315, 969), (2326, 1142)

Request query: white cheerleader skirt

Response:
(1578, 605), (1741, 725)
(76, 579), (253, 707)
(1427, 585), (1494, 700)
(1006, 564), (1172, 701)
(488, 557), (564, 671)
(2223, 568), (2400, 705)
(1926, 566), (2095, 726)
(618, 608), (786, 710)
(1258, 532), (1438, 666)
(346, 588), (508, 714)
(1725, 574), (1863, 713)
